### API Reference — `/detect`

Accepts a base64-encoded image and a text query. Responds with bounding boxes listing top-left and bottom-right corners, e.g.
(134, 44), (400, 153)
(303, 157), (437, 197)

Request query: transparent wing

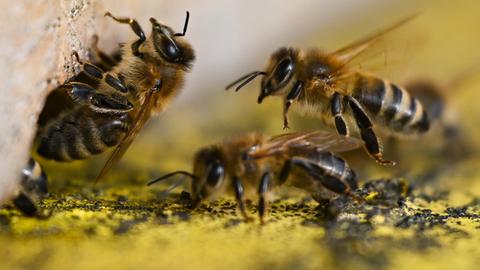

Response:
(248, 131), (363, 159)
(330, 14), (418, 80)
(332, 14), (417, 64)
(94, 89), (155, 183)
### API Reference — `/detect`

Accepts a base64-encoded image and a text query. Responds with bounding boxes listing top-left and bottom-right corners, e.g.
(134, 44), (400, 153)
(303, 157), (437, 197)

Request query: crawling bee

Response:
(35, 11), (195, 182)
(148, 131), (361, 224)
(226, 16), (429, 165)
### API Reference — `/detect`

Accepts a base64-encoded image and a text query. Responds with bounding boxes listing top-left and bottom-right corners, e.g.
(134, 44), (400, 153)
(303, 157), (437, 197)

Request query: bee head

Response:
(146, 146), (225, 207)
(191, 147), (226, 204)
(150, 11), (195, 70)
(225, 47), (298, 104)
(258, 47), (298, 103)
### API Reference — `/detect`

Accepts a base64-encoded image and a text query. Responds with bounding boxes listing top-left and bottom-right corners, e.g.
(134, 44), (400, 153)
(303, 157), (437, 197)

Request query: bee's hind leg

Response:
(283, 81), (304, 129)
(346, 96), (396, 166)
(62, 82), (133, 114)
(71, 51), (129, 96)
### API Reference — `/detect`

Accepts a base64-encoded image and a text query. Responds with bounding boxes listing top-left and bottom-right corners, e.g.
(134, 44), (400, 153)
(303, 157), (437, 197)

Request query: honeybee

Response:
(148, 131), (361, 224)
(226, 16), (429, 166)
(35, 11), (195, 182)
(11, 158), (48, 216)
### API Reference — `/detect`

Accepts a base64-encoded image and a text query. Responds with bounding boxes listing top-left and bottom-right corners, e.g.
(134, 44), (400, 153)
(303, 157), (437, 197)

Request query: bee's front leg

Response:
(104, 12), (146, 58)
(232, 177), (253, 222)
(283, 81), (304, 129)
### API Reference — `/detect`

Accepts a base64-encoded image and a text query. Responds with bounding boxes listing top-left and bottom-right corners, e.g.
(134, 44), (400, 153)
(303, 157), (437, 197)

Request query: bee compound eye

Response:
(161, 37), (181, 62)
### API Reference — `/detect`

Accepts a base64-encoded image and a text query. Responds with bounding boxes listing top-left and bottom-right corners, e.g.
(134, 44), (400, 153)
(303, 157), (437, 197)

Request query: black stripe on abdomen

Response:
(353, 76), (385, 117)
(383, 83), (403, 123)
(408, 109), (430, 133)
(388, 83), (430, 134)
(397, 94), (417, 127)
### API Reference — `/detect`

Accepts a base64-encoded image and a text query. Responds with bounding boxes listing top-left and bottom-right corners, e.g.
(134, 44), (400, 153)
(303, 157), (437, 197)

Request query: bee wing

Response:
(249, 131), (363, 159)
(94, 89), (155, 183)
(331, 14), (417, 64)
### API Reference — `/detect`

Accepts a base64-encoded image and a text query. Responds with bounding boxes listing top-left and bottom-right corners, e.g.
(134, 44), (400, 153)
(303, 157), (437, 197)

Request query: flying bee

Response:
(148, 131), (361, 224)
(226, 16), (430, 166)
(35, 11), (195, 182)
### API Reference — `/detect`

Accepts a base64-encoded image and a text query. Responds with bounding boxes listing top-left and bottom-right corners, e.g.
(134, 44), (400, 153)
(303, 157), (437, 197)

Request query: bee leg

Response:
(105, 12), (146, 58)
(72, 51), (128, 95)
(290, 157), (350, 195)
(346, 96), (396, 166)
(98, 115), (132, 147)
(279, 159), (293, 184)
(64, 82), (97, 103)
(90, 34), (117, 69)
(233, 177), (253, 222)
(89, 93), (133, 114)
(331, 92), (349, 136)
(71, 51), (106, 81)
(12, 193), (38, 216)
(257, 172), (271, 225)
(63, 82), (133, 114)
(283, 81), (304, 129)
(105, 73), (128, 94)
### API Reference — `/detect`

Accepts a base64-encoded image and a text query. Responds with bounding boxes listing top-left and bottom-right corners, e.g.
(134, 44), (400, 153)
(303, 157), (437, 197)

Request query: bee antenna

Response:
(174, 11), (190, 37)
(147, 171), (196, 186)
(225, 71), (266, 92)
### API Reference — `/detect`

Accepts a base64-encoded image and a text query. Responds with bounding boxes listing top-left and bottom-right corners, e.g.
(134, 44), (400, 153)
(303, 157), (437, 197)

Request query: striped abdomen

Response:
(290, 151), (358, 198)
(352, 75), (430, 135)
(36, 107), (131, 161)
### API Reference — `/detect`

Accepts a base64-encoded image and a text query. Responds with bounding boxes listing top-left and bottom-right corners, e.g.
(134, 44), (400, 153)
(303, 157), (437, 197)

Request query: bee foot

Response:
(374, 154), (396, 166)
